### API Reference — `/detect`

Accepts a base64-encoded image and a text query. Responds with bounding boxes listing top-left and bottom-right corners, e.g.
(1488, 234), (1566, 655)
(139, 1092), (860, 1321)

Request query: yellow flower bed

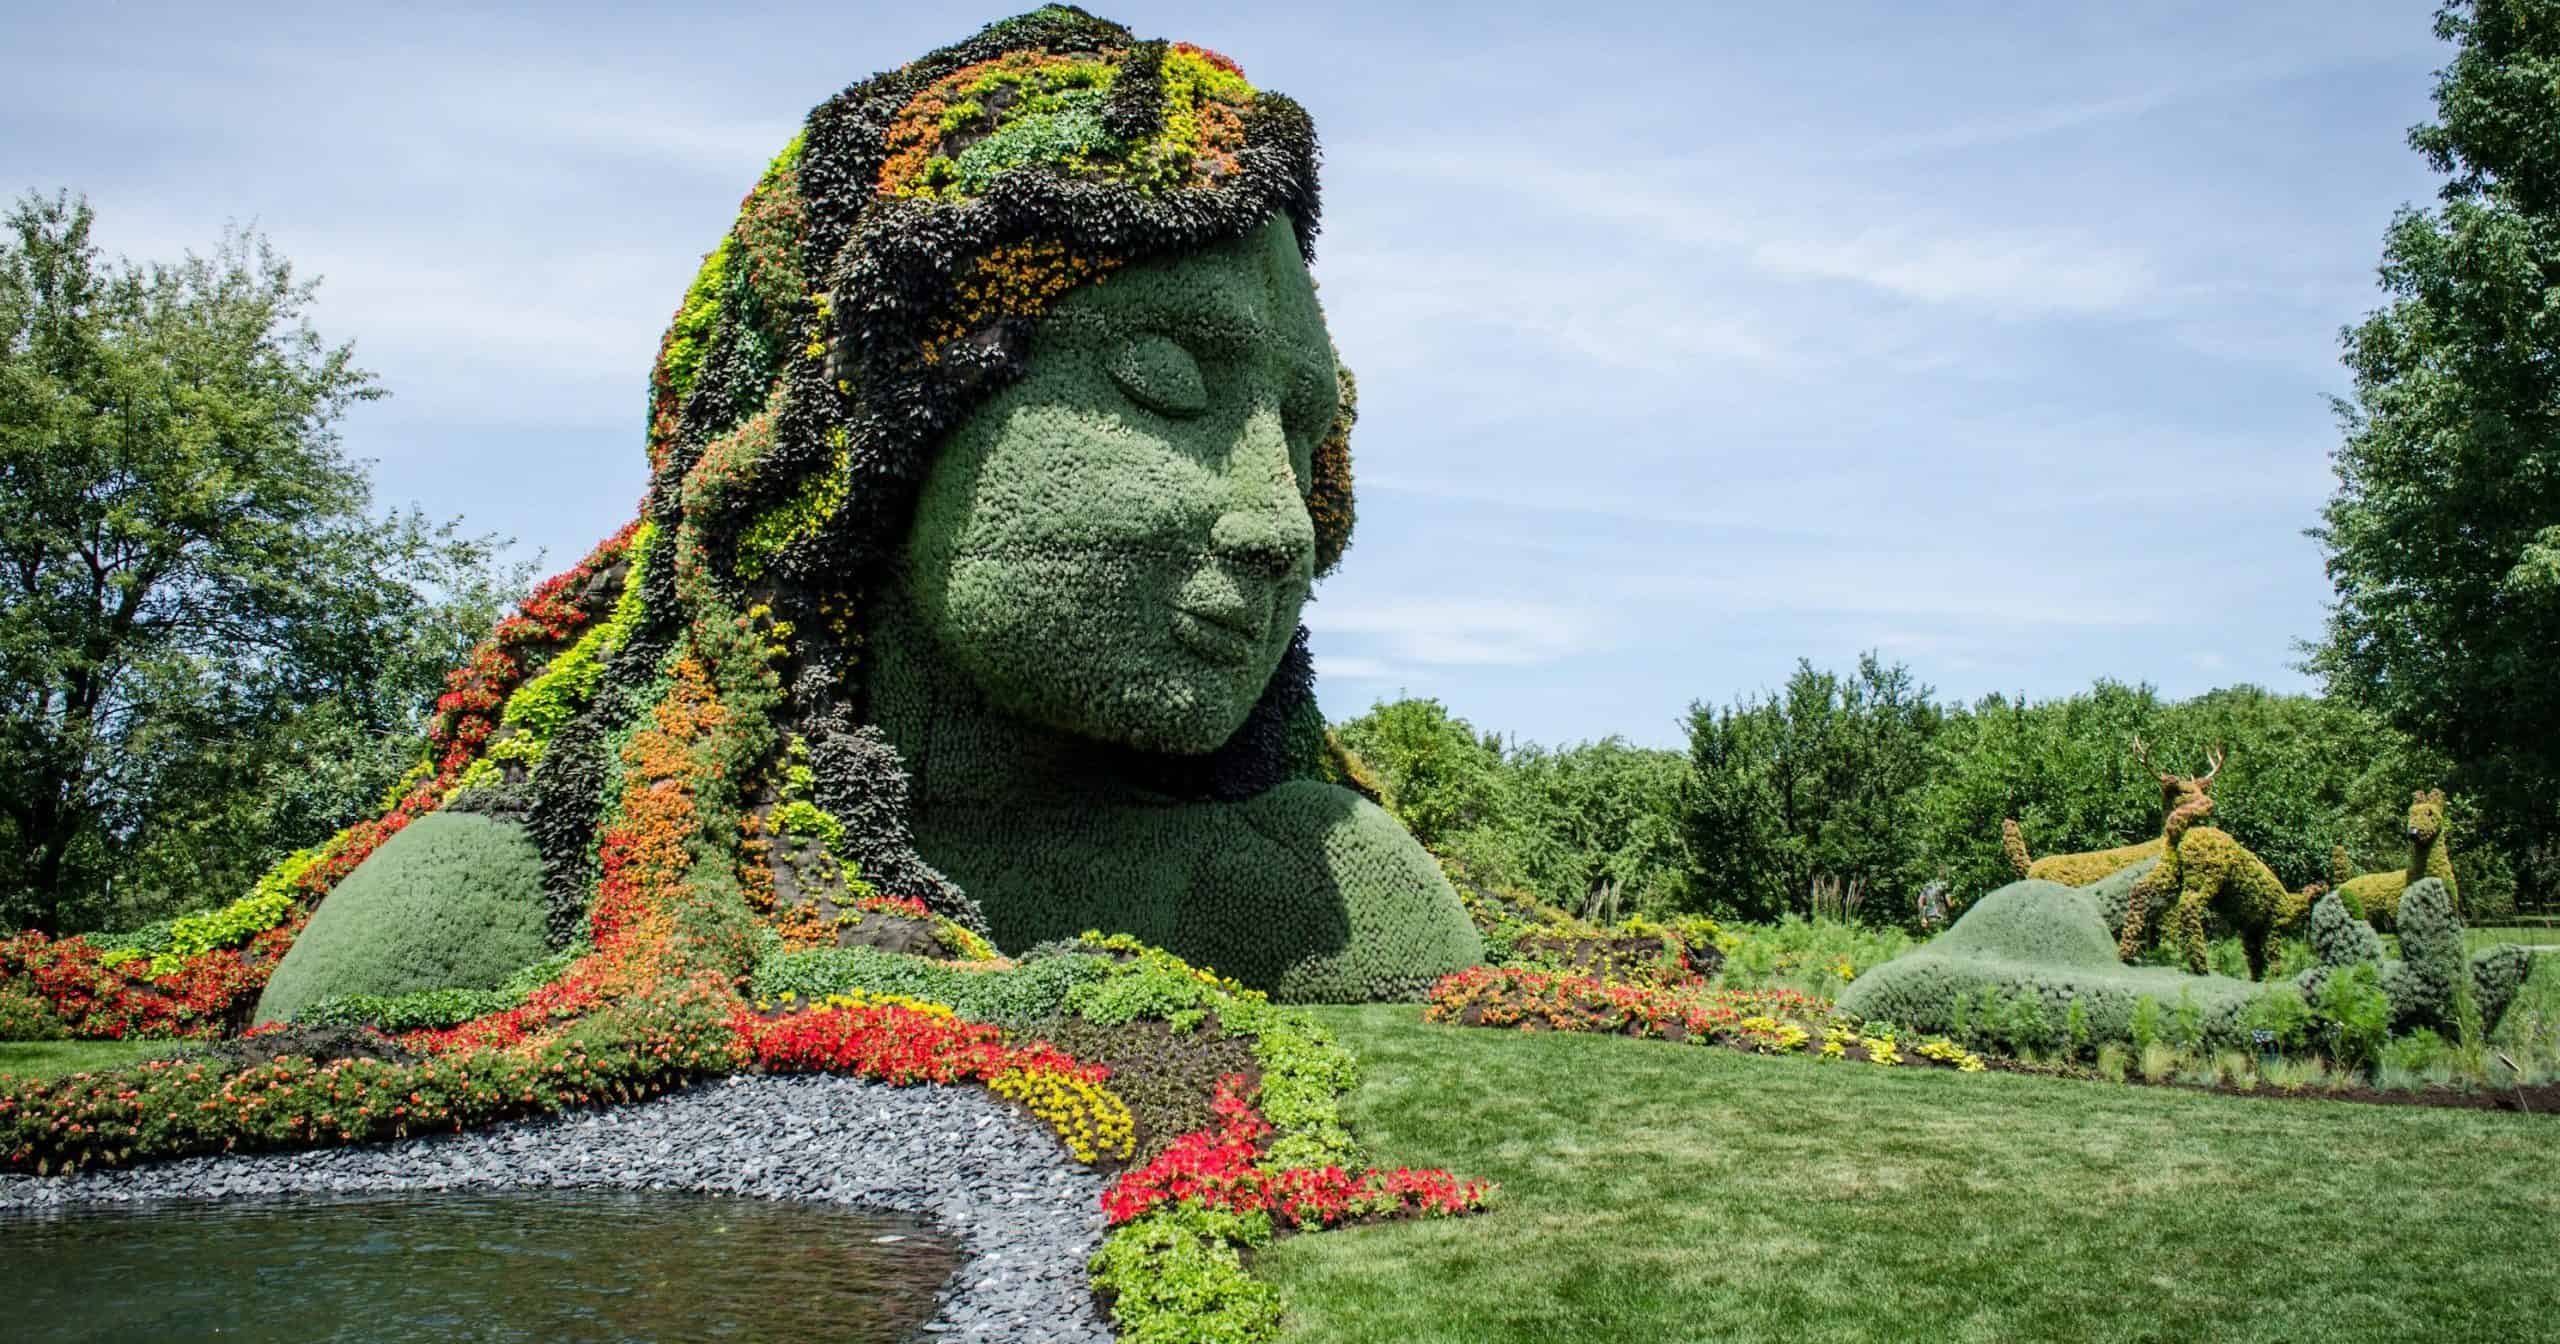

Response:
(991, 1065), (1137, 1164)
(1915, 1037), (1987, 1072)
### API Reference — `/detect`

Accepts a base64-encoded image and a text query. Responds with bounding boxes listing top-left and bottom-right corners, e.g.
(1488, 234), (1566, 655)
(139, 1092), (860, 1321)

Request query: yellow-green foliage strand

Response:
(492, 522), (660, 767)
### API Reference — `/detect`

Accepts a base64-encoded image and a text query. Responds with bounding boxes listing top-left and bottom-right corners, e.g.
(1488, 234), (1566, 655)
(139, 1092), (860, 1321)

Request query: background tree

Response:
(1480, 737), (1693, 921)
(0, 191), (511, 934)
(2312, 0), (2560, 899)
(1682, 654), (1943, 921)
(1329, 696), (1509, 852)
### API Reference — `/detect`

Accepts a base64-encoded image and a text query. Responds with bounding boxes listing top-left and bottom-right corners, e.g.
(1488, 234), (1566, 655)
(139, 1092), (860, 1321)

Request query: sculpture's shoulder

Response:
(1187, 779), (1482, 1001)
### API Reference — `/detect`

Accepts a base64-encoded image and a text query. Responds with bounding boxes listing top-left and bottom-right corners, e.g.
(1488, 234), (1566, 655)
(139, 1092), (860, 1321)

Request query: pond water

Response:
(3, 1189), (961, 1342)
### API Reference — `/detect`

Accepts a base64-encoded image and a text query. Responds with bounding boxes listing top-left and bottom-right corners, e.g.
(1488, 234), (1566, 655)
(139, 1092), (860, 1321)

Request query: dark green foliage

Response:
(2315, 964), (2394, 1072)
(252, 813), (549, 1025)
(0, 192), (510, 934)
(1335, 699), (1691, 919)
(294, 985), (514, 1032)
(2312, 0), (2560, 891)
(2244, 984), (2316, 1050)
(748, 943), (1108, 1028)
(803, 714), (982, 931)
(0, 986), (66, 1041)
(1029, 1014), (1258, 1161)
(1685, 654), (1942, 922)
(528, 533), (680, 947)
(193, 1025), (414, 1071)
(1928, 684), (2499, 912)
(1331, 699), (1508, 852)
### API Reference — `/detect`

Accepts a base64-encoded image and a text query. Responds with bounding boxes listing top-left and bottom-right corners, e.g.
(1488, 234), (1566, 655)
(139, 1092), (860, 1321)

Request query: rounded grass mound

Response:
(1838, 875), (2262, 1050)
(253, 813), (549, 1026)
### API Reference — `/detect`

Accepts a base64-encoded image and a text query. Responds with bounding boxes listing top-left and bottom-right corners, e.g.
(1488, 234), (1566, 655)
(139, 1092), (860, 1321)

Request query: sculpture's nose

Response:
(1210, 405), (1314, 580)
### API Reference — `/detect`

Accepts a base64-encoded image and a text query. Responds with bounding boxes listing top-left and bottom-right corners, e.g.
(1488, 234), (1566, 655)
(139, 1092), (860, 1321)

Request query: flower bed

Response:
(0, 925), (300, 1042)
(1422, 965), (1986, 1072)
(1425, 965), (1823, 1045)
(1102, 1075), (1492, 1230)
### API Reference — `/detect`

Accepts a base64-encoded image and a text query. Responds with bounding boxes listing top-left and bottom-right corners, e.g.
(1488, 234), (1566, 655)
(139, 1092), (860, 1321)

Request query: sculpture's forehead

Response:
(1054, 220), (1330, 365)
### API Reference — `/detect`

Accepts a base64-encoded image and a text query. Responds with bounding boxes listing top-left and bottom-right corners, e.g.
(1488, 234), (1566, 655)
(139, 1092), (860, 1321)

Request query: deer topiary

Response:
(2116, 743), (2300, 980)
(2001, 739), (2183, 886)
(2335, 790), (2459, 931)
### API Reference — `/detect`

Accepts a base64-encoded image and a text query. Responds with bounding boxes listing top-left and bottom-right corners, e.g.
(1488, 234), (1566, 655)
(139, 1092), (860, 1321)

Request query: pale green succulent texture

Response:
(252, 813), (548, 1026)
(1840, 872), (2531, 1049)
(901, 220), (1333, 756)
(876, 220), (1480, 999)
(1838, 878), (2266, 1050)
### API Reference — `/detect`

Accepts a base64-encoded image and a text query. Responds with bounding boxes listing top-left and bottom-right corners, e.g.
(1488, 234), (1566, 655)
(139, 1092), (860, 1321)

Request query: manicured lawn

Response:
(0, 1039), (182, 1081)
(1263, 1005), (2560, 1344)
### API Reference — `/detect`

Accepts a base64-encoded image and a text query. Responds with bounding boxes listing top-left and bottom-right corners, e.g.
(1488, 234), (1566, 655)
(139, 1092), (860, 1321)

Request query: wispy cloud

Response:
(1751, 228), (2154, 315)
(1306, 598), (1597, 666)
(1313, 655), (1396, 681)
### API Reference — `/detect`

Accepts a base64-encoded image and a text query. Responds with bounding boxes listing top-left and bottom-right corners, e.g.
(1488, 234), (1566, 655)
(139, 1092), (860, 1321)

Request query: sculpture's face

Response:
(2408, 790), (2444, 843)
(900, 219), (1337, 755)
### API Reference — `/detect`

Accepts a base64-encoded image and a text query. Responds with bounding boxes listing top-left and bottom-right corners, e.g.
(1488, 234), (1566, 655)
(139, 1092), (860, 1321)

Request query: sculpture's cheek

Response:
(933, 541), (1290, 754)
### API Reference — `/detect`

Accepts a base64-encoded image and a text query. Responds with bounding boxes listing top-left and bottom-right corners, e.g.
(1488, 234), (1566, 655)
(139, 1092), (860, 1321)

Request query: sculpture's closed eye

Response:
(1108, 334), (1207, 418)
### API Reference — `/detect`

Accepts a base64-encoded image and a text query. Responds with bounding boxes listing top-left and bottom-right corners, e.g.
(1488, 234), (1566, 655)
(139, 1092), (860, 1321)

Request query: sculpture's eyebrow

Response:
(1094, 297), (1334, 383)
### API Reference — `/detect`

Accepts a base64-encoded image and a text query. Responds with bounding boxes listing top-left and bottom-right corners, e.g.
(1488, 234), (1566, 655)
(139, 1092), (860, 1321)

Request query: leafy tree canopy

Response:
(0, 191), (512, 934)
(2313, 0), (2560, 878)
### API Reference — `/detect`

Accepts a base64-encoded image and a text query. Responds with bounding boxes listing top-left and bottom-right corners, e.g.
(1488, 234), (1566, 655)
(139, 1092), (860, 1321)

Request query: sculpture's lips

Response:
(1172, 607), (1262, 666)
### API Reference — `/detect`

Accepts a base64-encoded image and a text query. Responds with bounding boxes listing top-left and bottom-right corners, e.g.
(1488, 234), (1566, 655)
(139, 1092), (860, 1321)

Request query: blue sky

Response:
(4, 2), (2453, 749)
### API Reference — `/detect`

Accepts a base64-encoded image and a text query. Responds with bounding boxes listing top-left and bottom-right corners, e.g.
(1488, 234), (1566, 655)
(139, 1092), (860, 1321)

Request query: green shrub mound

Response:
(2469, 943), (2534, 1033)
(1929, 879), (2124, 966)
(294, 945), (585, 1032)
(253, 813), (550, 1026)
(2389, 878), (2464, 1029)
(749, 942), (1110, 1028)
(1844, 875), (2535, 1054)
(1837, 879), (2265, 1051)
(2081, 858), (2157, 944)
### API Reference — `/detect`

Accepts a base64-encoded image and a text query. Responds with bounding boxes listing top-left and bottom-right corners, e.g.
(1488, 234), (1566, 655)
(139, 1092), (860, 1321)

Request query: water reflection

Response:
(6, 1189), (960, 1342)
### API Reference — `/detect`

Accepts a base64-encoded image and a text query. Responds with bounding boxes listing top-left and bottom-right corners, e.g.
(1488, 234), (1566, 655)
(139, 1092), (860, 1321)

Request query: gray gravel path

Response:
(0, 1073), (1114, 1342)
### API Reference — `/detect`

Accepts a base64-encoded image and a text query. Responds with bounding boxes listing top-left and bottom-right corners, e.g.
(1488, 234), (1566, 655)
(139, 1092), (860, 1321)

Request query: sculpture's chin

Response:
(1026, 666), (1268, 757)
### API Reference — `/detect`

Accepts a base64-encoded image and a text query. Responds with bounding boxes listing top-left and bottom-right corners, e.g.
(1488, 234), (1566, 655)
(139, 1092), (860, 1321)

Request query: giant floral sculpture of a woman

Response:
(253, 8), (1483, 1021)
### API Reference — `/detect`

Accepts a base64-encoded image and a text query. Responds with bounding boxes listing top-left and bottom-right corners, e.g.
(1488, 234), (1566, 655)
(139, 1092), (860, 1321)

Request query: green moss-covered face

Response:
(901, 220), (1333, 754)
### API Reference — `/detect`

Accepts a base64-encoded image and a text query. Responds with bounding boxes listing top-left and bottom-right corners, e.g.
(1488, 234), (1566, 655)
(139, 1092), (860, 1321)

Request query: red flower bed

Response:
(0, 924), (299, 1041)
(1102, 1076), (1494, 1229)
(425, 521), (639, 784)
(0, 985), (741, 1173)
(731, 999), (1102, 1087)
(1423, 965), (1823, 1045)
